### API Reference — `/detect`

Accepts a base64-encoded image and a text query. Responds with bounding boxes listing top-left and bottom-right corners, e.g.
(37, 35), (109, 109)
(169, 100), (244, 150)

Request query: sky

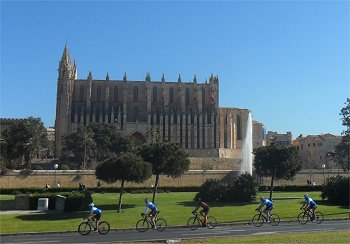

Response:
(1, 0), (349, 139)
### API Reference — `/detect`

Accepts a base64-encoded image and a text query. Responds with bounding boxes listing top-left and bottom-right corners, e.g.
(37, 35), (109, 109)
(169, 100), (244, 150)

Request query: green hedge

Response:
(0, 185), (324, 195)
(258, 185), (323, 191)
(0, 186), (200, 195)
(27, 191), (92, 212)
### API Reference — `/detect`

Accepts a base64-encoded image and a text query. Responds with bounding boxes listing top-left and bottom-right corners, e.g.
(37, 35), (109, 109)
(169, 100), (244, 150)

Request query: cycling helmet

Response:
(260, 196), (264, 201)
(144, 198), (149, 203)
(88, 203), (94, 207)
(304, 194), (309, 199)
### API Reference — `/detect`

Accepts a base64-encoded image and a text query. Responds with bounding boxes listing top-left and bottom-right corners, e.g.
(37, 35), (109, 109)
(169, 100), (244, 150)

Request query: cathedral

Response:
(55, 45), (252, 165)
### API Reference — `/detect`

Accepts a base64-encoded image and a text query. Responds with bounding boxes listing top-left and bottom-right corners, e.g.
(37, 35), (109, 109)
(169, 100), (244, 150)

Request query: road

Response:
(1, 220), (349, 243)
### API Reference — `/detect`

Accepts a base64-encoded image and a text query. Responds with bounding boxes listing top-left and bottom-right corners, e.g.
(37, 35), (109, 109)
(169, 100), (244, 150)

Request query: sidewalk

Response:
(0, 210), (48, 215)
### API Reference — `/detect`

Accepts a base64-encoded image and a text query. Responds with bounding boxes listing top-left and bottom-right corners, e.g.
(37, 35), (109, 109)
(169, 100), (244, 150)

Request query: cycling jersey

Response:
(144, 201), (157, 214)
(197, 201), (209, 210)
(306, 197), (317, 207)
(262, 199), (273, 207)
(90, 206), (102, 215)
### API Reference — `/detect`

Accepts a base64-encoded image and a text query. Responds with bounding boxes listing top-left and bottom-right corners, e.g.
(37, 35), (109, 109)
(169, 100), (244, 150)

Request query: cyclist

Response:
(142, 198), (158, 229)
(300, 194), (317, 221)
(256, 196), (273, 222)
(192, 198), (209, 226)
(88, 203), (102, 232)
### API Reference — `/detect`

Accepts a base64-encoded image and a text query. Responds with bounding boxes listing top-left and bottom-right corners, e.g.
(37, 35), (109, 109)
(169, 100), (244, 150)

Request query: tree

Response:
(0, 117), (48, 169)
(253, 144), (302, 200)
(95, 153), (152, 212)
(60, 123), (137, 168)
(334, 98), (350, 171)
(60, 126), (96, 169)
(138, 142), (190, 203)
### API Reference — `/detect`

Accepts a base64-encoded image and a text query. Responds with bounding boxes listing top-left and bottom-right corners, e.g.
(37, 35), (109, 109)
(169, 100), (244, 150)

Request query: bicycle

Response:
(187, 211), (217, 230)
(78, 217), (110, 235)
(297, 208), (324, 224)
(252, 209), (280, 227)
(136, 212), (167, 232)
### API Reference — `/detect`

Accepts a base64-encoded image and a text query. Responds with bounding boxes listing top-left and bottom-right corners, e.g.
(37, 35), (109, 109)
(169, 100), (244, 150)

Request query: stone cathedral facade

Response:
(55, 46), (251, 162)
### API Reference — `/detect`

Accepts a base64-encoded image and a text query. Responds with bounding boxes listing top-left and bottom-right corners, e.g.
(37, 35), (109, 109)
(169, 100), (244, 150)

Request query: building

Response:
(292, 133), (342, 169)
(266, 131), (292, 147)
(252, 120), (265, 149)
(55, 45), (254, 168)
(0, 118), (23, 134)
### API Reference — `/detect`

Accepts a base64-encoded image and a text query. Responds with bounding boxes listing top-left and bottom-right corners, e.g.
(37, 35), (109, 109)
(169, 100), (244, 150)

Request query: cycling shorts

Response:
(93, 212), (101, 220)
(200, 208), (209, 215)
(265, 205), (273, 211)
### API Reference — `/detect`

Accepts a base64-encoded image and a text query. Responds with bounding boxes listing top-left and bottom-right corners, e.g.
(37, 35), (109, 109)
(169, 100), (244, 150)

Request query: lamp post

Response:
(54, 163), (58, 187)
(322, 164), (326, 184)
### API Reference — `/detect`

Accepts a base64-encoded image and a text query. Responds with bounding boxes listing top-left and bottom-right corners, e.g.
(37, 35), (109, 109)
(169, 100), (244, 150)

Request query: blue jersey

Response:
(90, 206), (101, 215)
(262, 199), (273, 207)
(306, 197), (316, 207)
(144, 201), (157, 214)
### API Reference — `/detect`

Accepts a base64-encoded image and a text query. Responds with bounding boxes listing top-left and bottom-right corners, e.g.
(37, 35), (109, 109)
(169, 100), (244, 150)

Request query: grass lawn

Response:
(0, 191), (348, 234)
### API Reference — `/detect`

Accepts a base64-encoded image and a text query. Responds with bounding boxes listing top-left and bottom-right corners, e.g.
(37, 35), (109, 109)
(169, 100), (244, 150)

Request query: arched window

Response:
(96, 87), (101, 102)
(237, 115), (241, 140)
(185, 87), (190, 105)
(152, 87), (157, 103)
(169, 87), (174, 103)
(133, 107), (139, 122)
(114, 86), (118, 102)
(133, 86), (139, 102)
(79, 86), (85, 101)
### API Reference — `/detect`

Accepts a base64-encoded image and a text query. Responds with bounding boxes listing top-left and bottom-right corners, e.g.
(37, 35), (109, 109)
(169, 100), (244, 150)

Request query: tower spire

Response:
(60, 44), (72, 68)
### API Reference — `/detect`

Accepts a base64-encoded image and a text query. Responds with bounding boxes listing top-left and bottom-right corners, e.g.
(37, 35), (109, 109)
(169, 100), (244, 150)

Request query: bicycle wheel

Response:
(78, 222), (91, 235)
(297, 212), (309, 225)
(206, 216), (217, 229)
(315, 211), (324, 224)
(136, 219), (149, 232)
(187, 217), (200, 230)
(155, 218), (167, 231)
(270, 214), (280, 226)
(98, 221), (110, 234)
(252, 213), (264, 227)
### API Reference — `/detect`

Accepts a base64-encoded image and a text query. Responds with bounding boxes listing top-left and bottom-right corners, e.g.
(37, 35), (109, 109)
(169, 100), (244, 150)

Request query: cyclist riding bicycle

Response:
(88, 203), (102, 232)
(256, 196), (273, 222)
(192, 198), (209, 226)
(300, 194), (317, 221)
(142, 198), (158, 229)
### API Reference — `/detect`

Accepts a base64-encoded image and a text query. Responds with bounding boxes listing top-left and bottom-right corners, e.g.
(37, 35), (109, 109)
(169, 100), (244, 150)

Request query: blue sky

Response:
(1, 0), (349, 139)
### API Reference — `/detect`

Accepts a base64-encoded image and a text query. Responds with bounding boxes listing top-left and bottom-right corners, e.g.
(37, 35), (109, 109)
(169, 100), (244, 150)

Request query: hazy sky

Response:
(1, 0), (349, 139)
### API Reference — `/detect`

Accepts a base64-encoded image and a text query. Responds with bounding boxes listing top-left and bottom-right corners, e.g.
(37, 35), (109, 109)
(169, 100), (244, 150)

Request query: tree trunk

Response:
(269, 169), (276, 201)
(152, 174), (159, 203)
(117, 179), (125, 213)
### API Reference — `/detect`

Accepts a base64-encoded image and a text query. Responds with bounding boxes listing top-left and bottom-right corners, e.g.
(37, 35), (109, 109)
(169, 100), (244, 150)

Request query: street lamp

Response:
(54, 163), (58, 186)
(322, 164), (326, 184)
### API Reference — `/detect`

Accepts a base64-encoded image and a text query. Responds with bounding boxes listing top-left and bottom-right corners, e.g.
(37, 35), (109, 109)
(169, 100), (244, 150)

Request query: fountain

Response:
(241, 112), (253, 175)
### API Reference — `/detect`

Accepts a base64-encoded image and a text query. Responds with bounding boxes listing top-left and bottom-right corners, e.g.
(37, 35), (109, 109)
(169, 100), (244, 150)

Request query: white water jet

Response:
(241, 112), (253, 175)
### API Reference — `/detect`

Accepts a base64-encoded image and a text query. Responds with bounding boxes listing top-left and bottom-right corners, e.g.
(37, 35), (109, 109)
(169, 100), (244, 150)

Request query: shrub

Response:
(64, 191), (92, 212)
(321, 175), (349, 205)
(18, 169), (33, 177)
(196, 174), (258, 202)
(229, 173), (258, 202)
(33, 165), (44, 170)
(195, 179), (228, 202)
(27, 191), (92, 211)
(59, 164), (70, 170)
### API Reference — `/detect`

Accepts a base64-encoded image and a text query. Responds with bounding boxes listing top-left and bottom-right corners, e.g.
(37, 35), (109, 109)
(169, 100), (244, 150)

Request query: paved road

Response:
(1, 220), (349, 243)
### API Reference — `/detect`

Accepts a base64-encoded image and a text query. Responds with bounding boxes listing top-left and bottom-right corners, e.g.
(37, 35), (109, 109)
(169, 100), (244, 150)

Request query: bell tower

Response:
(55, 44), (76, 156)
